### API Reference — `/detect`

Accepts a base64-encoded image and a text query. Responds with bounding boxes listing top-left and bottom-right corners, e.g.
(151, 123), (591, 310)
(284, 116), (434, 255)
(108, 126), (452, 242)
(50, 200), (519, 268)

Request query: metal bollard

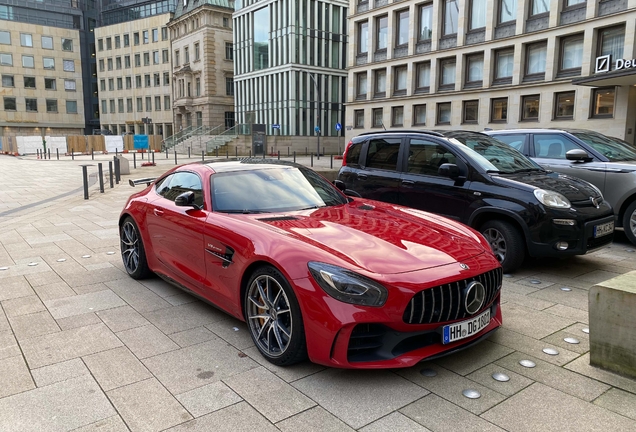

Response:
(293, 151), (296, 163)
(262, 149), (265, 159)
(98, 163), (104, 193)
(72, 150), (75, 160)
(166, 146), (169, 159)
(81, 165), (89, 200)
(174, 150), (177, 165)
(235, 148), (238, 158)
(188, 147), (191, 159)
(202, 150), (204, 162)
(56, 148), (59, 160)
(152, 151), (155, 164)
(109, 161), (114, 188)
(116, 149), (118, 157)
(48, 149), (51, 159)
(330, 154), (333, 169)
(133, 152), (137, 169)
(249, 149), (252, 158)
(226, 149), (229, 159)
(288, 147), (290, 156)
(114, 156), (120, 184)
(216, 147), (219, 158)
(36, 149), (39, 159)
(306, 147), (308, 156)
(91, 149), (94, 160)
(141, 150), (144, 160)
(277, 150), (280, 160)
(310, 153), (313, 167)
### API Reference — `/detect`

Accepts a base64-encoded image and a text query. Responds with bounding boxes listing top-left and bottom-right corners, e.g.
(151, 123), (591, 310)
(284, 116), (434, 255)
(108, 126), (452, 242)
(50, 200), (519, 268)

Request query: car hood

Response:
(491, 172), (600, 202)
(249, 201), (488, 274)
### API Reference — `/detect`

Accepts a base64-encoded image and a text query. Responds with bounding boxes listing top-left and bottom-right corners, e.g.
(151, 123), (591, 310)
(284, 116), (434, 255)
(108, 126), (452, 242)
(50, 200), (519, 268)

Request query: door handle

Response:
(357, 174), (367, 180)
(401, 180), (415, 185)
(153, 209), (164, 216)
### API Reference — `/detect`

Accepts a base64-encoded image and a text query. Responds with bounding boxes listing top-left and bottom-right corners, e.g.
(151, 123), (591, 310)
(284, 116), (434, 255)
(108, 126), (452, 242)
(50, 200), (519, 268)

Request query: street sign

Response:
(314, 126), (320, 134)
(335, 122), (342, 131)
(272, 124), (280, 129)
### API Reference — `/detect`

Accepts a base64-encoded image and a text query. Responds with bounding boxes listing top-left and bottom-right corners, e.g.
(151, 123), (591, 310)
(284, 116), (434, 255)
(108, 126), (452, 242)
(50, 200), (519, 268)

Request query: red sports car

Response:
(119, 159), (502, 368)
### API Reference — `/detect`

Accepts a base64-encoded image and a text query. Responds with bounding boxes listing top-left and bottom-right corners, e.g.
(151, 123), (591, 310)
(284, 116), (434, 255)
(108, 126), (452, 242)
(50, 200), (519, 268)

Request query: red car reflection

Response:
(119, 159), (502, 368)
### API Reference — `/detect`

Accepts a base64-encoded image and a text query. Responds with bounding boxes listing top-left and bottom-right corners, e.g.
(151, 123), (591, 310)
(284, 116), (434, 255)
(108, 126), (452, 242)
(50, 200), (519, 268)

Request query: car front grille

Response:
(403, 267), (503, 325)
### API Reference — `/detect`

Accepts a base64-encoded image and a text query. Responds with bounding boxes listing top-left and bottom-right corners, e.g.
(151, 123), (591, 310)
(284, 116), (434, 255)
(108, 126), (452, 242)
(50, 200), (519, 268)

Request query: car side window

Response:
(157, 172), (204, 207)
(364, 138), (401, 171)
(407, 139), (456, 176)
(493, 134), (526, 152)
(345, 142), (362, 166)
(533, 134), (579, 159)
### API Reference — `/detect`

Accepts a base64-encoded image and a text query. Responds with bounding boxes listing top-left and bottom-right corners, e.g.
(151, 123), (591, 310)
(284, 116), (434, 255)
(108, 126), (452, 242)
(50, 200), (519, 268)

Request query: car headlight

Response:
(534, 189), (571, 209)
(587, 183), (604, 200)
(308, 262), (388, 307)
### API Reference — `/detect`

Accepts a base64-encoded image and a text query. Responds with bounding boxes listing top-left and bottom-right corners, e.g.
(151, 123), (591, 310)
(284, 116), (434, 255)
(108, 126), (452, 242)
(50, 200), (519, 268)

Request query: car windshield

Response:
(571, 131), (636, 162)
(211, 166), (347, 213)
(445, 132), (542, 174)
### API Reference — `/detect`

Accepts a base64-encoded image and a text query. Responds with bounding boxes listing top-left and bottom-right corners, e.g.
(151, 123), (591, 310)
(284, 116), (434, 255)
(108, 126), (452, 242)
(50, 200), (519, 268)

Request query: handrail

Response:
(205, 123), (247, 153)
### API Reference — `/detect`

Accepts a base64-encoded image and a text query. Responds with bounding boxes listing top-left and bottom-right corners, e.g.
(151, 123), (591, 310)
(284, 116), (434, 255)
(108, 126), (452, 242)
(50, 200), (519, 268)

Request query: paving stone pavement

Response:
(1, 153), (636, 432)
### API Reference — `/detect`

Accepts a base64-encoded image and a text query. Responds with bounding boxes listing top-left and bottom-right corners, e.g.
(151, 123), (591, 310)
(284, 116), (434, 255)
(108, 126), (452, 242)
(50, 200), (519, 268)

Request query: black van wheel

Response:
(480, 220), (525, 273)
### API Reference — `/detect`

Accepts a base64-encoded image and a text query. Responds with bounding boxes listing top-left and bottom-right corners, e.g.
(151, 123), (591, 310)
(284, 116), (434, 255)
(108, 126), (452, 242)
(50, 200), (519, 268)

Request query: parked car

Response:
(120, 159), (503, 368)
(484, 129), (636, 245)
(337, 130), (615, 272)
(93, 129), (113, 135)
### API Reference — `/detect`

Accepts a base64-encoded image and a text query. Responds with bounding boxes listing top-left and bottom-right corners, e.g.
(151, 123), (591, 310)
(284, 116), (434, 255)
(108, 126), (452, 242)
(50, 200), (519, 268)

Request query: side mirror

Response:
(438, 163), (460, 179)
(175, 191), (200, 209)
(333, 179), (347, 192)
(566, 148), (592, 162)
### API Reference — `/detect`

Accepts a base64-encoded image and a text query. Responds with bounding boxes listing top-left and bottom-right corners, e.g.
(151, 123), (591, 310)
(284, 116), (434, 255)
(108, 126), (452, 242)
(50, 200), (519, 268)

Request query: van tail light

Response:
(341, 141), (353, 166)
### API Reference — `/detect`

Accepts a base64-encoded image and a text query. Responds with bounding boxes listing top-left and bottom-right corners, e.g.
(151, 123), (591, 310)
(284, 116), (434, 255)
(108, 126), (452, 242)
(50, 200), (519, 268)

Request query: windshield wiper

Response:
(220, 209), (269, 214)
(513, 168), (545, 173)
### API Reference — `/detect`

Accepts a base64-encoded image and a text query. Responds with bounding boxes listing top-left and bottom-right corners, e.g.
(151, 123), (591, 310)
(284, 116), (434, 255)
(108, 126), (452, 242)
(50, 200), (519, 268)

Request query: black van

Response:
(336, 130), (614, 272)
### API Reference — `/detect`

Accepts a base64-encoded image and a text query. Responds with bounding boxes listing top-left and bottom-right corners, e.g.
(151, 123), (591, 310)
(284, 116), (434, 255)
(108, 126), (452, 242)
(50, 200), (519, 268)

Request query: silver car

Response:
(485, 129), (636, 246)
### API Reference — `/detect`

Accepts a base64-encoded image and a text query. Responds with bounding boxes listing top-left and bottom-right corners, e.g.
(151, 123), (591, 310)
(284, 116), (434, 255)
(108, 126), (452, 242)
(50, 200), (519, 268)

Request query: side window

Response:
(493, 134), (526, 152)
(156, 172), (204, 207)
(365, 138), (401, 171)
(407, 139), (456, 176)
(345, 142), (362, 166)
(533, 134), (579, 159)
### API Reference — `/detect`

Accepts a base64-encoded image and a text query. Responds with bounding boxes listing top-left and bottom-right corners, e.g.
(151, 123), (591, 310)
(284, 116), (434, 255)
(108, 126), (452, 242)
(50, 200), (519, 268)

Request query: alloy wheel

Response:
(246, 274), (293, 358)
(483, 228), (506, 263)
(121, 221), (140, 274)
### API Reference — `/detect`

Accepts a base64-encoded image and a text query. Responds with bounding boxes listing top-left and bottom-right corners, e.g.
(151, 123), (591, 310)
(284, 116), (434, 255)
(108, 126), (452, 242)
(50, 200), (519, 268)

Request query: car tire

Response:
(623, 201), (636, 246)
(480, 220), (525, 273)
(245, 265), (307, 366)
(120, 217), (151, 279)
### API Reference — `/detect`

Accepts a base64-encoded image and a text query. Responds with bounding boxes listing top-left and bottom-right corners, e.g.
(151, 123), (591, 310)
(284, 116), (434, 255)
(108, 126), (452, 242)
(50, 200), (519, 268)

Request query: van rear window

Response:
(345, 142), (362, 166)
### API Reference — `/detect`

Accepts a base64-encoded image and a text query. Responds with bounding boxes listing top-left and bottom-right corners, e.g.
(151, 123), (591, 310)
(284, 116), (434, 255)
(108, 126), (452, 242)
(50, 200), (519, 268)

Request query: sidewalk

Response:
(1, 153), (635, 431)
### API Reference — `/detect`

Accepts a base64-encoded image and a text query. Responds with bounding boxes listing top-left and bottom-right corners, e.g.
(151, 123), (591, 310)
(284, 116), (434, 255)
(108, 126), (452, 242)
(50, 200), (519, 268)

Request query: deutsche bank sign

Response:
(595, 55), (636, 74)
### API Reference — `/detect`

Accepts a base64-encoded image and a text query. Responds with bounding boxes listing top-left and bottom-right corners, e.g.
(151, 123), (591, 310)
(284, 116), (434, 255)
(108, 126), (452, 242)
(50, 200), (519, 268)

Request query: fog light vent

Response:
(555, 242), (569, 251)
(553, 219), (576, 226)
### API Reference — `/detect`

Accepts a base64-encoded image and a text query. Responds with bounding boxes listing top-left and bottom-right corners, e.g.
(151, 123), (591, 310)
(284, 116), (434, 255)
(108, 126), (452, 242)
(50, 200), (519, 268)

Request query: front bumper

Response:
(292, 253), (503, 368)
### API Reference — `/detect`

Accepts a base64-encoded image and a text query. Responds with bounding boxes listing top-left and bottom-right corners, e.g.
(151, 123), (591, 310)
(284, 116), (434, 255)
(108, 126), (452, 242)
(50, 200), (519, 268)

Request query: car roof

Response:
(178, 158), (303, 174)
(485, 128), (593, 135)
(352, 129), (490, 140)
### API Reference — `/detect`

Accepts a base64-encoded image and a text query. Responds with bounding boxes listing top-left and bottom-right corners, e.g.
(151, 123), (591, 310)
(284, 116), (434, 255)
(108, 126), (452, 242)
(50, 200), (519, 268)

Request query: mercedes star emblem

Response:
(464, 281), (486, 315)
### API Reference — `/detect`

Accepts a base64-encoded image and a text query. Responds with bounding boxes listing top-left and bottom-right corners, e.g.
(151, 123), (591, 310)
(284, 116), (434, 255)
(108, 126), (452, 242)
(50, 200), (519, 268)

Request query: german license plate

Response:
(594, 221), (614, 238)
(442, 309), (490, 344)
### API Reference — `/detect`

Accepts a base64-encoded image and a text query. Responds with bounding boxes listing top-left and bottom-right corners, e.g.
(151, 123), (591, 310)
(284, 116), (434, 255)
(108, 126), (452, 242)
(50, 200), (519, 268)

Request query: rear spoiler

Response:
(129, 177), (156, 187)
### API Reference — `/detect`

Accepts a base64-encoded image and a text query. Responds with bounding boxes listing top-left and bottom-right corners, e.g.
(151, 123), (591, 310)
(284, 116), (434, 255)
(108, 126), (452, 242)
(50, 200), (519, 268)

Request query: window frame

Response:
(464, 53), (484, 88)
(469, 0), (487, 30)
(529, 0), (550, 17)
(418, 2), (433, 42)
(413, 104), (427, 125)
(490, 97), (508, 123)
(498, 0), (517, 24)
(22, 55), (35, 68)
(524, 41), (547, 82)
(23, 76), (36, 89)
(597, 24), (625, 69)
(558, 33), (584, 77)
(462, 100), (479, 124)
(392, 106), (404, 127)
(356, 72), (367, 100)
(395, 9), (409, 48)
(45, 78), (56, 90)
(415, 61), (431, 94)
(393, 66), (407, 96)
(375, 15), (388, 52)
(25, 97), (38, 112)
(1, 74), (14, 87)
(554, 91), (575, 120)
(591, 87), (615, 119)
(373, 69), (387, 98)
(436, 102), (452, 125)
(443, 0), (459, 36)
(354, 109), (365, 128)
(521, 94), (540, 121)
(372, 107), (384, 128)
(20, 33), (33, 47)
(438, 57), (456, 91)
(4, 97), (17, 111)
(358, 21), (369, 54)
(41, 36), (53, 50)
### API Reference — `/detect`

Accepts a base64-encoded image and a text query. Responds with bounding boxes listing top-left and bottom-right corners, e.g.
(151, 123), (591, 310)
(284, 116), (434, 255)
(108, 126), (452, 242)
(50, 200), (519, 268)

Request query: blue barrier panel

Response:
(133, 135), (149, 150)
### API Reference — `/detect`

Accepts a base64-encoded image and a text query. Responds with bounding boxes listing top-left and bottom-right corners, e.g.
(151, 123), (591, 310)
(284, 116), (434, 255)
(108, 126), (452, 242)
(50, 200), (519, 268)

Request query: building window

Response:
(465, 54), (484, 88)
(46, 99), (57, 113)
(125, 98), (133, 113)
(24, 76), (35, 88)
(135, 75), (142, 88)
(413, 104), (426, 125)
(22, 55), (34, 68)
(64, 79), (76, 91)
(136, 97), (143, 111)
(152, 28), (159, 43)
(592, 87), (615, 118)
(100, 79), (106, 91)
(0, 31), (11, 45)
(42, 36), (53, 49)
(124, 34), (130, 47)
(356, 72), (367, 99)
(145, 96), (151, 111)
(115, 35), (120, 49)
(493, 48), (513, 84)
(418, 3), (433, 41)
(372, 108), (383, 127)
(162, 49), (169, 63)
(463, 100), (479, 123)
(106, 37), (112, 50)
(20, 33), (33, 47)
(443, 0), (459, 36)
(155, 96), (161, 111)
(107, 78), (113, 91)
(107, 58), (113, 70)
(126, 76), (132, 89)
(145, 74), (151, 87)
(0, 53), (13, 66)
(554, 91), (575, 120)
(565, 0), (585, 6)
(392, 106), (404, 127)
(491, 98), (508, 122)
(117, 77), (122, 90)
(98, 38), (103, 51)
(4, 97), (16, 110)
(226, 77), (234, 96)
(253, 7), (269, 70)
(135, 54), (141, 67)
(162, 27), (168, 40)
(185, 47), (189, 63)
(525, 42), (547, 81)
(66, 100), (78, 114)
(358, 21), (368, 54)
(153, 51), (159, 64)
(559, 34), (583, 77)
(175, 50), (180, 66)
(439, 58), (456, 91)
(415, 62), (431, 93)
(194, 43), (200, 61)
(1, 75), (13, 87)
(62, 38), (72, 51)
(530, 0), (549, 16)
(118, 98), (124, 113)
(437, 102), (451, 125)
(393, 66), (407, 96)
(134, 32), (140, 45)
(164, 95), (170, 110)
(25, 98), (37, 112)
(195, 77), (200, 96)
(45, 78), (56, 90)
(143, 52), (150, 66)
(470, 0), (486, 30)
(499, 0), (517, 24)
(396, 10), (409, 47)
(374, 69), (386, 98)
(225, 42), (233, 60)
(223, 17), (230, 27)
(597, 25), (624, 69)
(354, 109), (364, 128)
(521, 94), (540, 121)
(376, 16), (388, 51)
(124, 55), (131, 68)
(116, 57), (122, 69)
(143, 30), (149, 44)
(163, 72), (170, 85)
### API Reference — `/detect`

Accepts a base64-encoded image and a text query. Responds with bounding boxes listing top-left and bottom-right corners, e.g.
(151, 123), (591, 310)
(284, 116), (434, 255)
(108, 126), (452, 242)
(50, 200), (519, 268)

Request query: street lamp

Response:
(309, 73), (320, 159)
